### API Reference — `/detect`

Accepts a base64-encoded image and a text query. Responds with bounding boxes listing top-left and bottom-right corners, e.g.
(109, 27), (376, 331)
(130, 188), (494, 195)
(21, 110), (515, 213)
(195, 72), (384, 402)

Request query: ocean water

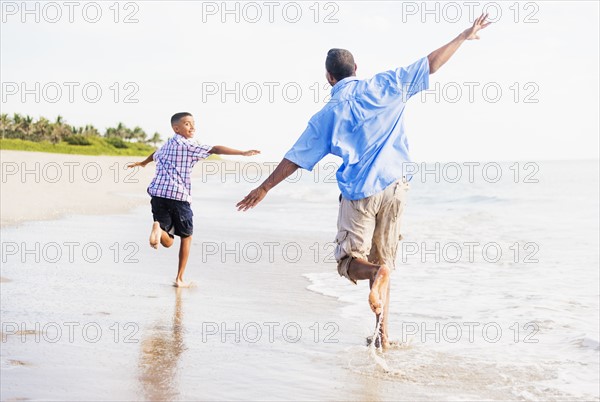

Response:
(298, 160), (600, 399)
(192, 159), (599, 399)
(1, 159), (598, 400)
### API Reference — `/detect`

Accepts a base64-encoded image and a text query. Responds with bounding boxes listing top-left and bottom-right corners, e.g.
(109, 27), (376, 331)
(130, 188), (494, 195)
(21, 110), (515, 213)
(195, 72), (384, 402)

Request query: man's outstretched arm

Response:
(236, 158), (299, 211)
(427, 13), (491, 74)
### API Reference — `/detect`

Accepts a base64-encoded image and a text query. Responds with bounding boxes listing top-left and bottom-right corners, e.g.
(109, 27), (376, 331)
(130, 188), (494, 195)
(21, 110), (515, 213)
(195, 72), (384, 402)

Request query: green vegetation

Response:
(0, 113), (160, 156)
(0, 138), (157, 156)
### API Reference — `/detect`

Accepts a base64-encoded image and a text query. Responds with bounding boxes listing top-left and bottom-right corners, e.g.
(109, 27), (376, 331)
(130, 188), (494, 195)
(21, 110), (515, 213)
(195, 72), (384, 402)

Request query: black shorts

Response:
(150, 197), (194, 238)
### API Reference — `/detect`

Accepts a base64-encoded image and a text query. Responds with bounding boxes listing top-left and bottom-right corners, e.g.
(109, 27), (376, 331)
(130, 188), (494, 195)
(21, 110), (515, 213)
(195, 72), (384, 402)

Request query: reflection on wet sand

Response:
(138, 288), (185, 401)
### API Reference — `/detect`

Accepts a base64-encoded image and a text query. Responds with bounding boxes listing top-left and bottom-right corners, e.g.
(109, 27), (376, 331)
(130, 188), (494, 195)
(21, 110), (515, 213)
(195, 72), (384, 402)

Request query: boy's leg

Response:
(150, 197), (175, 249)
(150, 222), (174, 249)
(174, 236), (192, 287)
(172, 200), (194, 287)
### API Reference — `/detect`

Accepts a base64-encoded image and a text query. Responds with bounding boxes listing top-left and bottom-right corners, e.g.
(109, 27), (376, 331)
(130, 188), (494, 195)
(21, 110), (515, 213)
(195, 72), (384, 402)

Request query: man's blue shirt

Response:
(284, 57), (430, 200)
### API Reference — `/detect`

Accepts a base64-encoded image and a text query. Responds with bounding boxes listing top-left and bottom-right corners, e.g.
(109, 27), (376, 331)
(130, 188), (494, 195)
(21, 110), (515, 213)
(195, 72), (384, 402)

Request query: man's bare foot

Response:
(381, 334), (390, 350)
(368, 265), (389, 314)
(149, 222), (161, 249)
(366, 331), (390, 350)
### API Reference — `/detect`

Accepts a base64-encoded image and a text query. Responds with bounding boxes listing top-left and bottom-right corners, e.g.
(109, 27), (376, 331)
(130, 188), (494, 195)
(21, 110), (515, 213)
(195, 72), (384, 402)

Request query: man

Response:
(237, 15), (492, 348)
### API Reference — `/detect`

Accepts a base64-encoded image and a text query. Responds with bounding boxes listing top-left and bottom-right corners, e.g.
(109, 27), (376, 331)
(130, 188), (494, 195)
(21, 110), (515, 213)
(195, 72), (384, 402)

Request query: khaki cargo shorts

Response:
(334, 178), (409, 284)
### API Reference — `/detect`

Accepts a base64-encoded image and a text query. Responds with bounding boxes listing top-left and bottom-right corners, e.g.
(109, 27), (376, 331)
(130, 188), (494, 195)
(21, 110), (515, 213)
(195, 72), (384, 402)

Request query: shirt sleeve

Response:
(152, 145), (163, 161)
(284, 117), (330, 171)
(188, 142), (213, 161)
(376, 56), (430, 100)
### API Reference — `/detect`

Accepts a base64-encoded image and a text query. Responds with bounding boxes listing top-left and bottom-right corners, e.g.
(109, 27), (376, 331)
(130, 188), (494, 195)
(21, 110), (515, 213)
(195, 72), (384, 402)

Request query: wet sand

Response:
(0, 207), (415, 401)
(1, 153), (597, 400)
(3, 208), (554, 401)
(0, 152), (394, 400)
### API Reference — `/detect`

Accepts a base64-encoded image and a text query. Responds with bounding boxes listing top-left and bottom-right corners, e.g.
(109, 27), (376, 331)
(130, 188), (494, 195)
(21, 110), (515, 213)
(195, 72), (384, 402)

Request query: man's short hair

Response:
(326, 49), (355, 82)
(171, 112), (192, 125)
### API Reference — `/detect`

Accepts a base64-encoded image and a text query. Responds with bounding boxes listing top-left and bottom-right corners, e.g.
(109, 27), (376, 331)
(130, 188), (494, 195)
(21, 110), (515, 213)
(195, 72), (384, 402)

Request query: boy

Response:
(128, 112), (260, 287)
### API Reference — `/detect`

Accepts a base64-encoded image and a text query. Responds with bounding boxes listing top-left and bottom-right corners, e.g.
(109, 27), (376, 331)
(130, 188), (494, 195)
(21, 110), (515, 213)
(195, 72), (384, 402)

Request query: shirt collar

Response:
(331, 76), (359, 96)
(173, 134), (188, 144)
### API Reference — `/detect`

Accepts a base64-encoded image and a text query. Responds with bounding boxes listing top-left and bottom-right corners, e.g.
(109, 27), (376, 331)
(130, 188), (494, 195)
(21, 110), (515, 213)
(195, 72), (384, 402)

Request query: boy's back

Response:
(148, 134), (212, 203)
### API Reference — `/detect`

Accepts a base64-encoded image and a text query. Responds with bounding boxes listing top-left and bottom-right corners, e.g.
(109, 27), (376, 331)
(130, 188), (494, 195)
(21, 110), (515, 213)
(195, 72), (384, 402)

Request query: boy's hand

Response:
(237, 185), (267, 211)
(242, 150), (261, 156)
(126, 161), (147, 169)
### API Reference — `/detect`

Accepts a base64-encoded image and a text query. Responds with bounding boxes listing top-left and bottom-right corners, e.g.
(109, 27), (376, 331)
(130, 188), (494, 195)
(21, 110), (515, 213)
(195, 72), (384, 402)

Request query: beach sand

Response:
(1, 152), (598, 400)
(0, 150), (398, 400)
(1, 150), (158, 227)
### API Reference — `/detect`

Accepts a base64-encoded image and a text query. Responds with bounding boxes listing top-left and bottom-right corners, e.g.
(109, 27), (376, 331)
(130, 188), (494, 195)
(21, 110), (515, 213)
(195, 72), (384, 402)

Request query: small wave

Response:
(450, 195), (509, 204)
(569, 335), (600, 351)
(343, 345), (588, 400)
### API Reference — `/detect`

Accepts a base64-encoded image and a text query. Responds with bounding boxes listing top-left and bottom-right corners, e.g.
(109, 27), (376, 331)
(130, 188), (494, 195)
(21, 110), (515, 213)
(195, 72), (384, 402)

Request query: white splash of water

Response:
(368, 307), (390, 372)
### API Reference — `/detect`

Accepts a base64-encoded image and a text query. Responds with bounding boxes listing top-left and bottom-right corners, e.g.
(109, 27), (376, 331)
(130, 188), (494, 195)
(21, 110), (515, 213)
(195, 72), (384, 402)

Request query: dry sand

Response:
(0, 150), (232, 227)
(1, 150), (157, 227)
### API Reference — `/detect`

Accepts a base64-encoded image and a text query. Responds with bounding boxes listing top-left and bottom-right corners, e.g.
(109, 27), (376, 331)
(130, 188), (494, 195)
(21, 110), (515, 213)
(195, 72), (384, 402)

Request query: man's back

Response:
(285, 57), (430, 200)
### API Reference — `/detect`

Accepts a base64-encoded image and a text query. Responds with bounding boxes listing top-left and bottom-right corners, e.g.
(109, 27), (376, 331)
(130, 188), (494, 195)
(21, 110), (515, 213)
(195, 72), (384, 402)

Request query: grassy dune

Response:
(0, 138), (156, 156)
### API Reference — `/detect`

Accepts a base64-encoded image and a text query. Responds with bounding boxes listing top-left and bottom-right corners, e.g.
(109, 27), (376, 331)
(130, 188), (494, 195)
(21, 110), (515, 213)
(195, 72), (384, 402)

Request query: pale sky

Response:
(1, 1), (598, 162)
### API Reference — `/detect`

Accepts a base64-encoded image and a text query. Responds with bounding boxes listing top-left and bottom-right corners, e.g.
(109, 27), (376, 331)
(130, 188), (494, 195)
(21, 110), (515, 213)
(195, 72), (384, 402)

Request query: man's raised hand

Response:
(463, 13), (492, 40)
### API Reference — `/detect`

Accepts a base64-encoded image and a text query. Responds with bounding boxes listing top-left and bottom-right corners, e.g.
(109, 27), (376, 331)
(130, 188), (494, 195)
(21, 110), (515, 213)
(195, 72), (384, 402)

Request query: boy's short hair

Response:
(171, 112), (193, 125)
(326, 49), (355, 82)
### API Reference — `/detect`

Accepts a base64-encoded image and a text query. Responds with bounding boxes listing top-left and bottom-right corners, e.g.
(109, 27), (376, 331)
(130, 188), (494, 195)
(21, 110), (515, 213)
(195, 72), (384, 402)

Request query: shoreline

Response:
(0, 150), (225, 227)
(0, 199), (373, 401)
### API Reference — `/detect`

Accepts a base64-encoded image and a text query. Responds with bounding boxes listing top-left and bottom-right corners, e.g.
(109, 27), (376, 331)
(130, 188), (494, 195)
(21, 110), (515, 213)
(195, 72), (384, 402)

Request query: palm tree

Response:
(51, 115), (70, 144)
(148, 132), (162, 147)
(131, 126), (147, 142)
(21, 115), (34, 140)
(12, 113), (24, 138)
(0, 114), (9, 138)
(32, 117), (51, 142)
(82, 124), (100, 136)
(106, 122), (129, 139)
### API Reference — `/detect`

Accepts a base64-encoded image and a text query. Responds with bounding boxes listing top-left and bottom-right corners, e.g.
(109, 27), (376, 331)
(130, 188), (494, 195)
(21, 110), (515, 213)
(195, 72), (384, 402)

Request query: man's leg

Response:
(367, 179), (409, 348)
(174, 236), (192, 287)
(336, 194), (390, 346)
(382, 281), (391, 346)
(347, 258), (390, 349)
(347, 258), (390, 316)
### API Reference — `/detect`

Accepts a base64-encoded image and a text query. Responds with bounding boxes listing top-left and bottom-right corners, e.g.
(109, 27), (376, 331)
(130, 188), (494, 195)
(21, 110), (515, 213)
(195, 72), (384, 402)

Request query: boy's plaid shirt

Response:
(147, 134), (212, 203)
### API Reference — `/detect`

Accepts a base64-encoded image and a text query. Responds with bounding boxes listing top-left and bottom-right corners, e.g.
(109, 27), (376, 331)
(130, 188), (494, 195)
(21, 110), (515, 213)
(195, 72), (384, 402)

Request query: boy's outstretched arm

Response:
(210, 146), (260, 156)
(427, 13), (491, 74)
(127, 152), (155, 168)
(237, 158), (299, 211)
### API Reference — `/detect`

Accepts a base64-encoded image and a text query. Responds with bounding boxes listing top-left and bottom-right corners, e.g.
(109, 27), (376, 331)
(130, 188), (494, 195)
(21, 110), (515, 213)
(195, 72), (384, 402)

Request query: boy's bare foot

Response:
(368, 265), (389, 314)
(149, 222), (161, 249)
(173, 279), (195, 288)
